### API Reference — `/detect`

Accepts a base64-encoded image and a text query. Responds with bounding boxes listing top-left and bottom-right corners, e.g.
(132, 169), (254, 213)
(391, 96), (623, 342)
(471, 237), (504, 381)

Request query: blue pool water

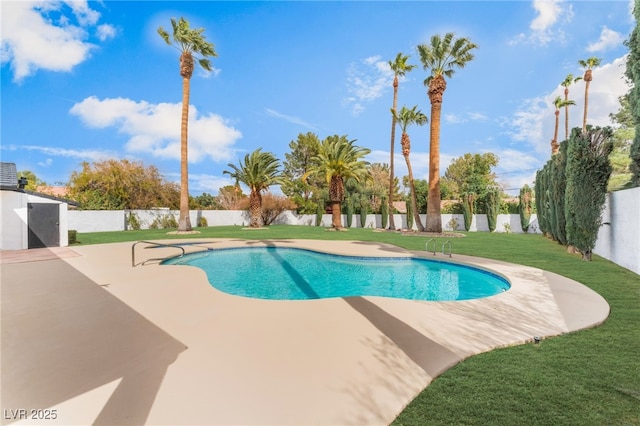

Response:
(163, 247), (510, 301)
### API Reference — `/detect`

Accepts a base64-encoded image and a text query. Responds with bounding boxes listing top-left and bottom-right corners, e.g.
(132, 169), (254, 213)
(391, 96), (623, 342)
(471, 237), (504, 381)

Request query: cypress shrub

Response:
(359, 198), (368, 228)
(565, 127), (614, 260)
(486, 188), (500, 232)
(380, 195), (389, 229)
(345, 197), (354, 228)
(552, 140), (569, 244)
(406, 196), (414, 230)
(462, 192), (475, 231)
(518, 184), (533, 233)
(534, 169), (546, 234)
(315, 199), (324, 226)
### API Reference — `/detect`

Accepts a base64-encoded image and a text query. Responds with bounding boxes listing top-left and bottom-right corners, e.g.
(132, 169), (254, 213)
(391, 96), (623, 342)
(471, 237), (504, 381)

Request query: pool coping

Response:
(1, 239), (610, 425)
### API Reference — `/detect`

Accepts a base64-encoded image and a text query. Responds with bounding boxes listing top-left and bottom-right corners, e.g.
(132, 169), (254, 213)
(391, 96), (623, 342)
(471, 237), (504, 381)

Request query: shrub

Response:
(260, 193), (296, 226)
(462, 192), (475, 231)
(380, 196), (388, 229)
(518, 184), (533, 233)
(486, 188), (500, 232)
(359, 198), (368, 228)
(68, 230), (77, 244)
(197, 216), (208, 227)
(126, 212), (141, 230)
(315, 199), (324, 226)
(565, 127), (614, 260)
(345, 197), (354, 228)
(150, 213), (178, 229)
(447, 217), (459, 231)
(441, 201), (463, 214)
(406, 195), (414, 230)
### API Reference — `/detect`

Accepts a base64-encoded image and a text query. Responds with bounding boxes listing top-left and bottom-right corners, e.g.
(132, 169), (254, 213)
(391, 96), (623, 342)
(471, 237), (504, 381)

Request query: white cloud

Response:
(505, 55), (629, 155)
(587, 26), (625, 52)
(509, 0), (573, 46)
(187, 173), (235, 193)
(344, 55), (395, 115)
(0, 1), (113, 82)
(3, 144), (115, 162)
(38, 158), (53, 168)
(96, 24), (117, 42)
(445, 112), (488, 124)
(265, 108), (317, 130)
(69, 96), (242, 163)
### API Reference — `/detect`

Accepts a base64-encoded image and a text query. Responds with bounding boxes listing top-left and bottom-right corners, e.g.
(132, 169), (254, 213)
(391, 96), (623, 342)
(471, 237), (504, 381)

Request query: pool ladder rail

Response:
(425, 239), (453, 257)
(132, 240), (186, 267)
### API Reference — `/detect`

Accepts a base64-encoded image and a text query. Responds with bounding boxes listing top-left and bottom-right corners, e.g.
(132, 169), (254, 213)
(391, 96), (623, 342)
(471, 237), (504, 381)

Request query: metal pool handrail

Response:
(132, 240), (186, 267)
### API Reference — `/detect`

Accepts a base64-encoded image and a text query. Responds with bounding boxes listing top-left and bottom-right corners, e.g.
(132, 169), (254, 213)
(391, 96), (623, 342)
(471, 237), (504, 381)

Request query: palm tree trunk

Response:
(178, 76), (192, 232)
(552, 110), (560, 155)
(249, 190), (262, 227)
(426, 76), (445, 233)
(329, 175), (344, 229)
(564, 87), (570, 141)
(388, 77), (399, 230)
(583, 79), (590, 132)
(405, 155), (424, 232)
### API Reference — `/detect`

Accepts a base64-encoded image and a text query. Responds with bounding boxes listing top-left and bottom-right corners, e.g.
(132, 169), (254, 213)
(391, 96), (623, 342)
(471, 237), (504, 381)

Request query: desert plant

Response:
(345, 197), (354, 228)
(447, 217), (459, 231)
(197, 216), (208, 227)
(406, 194), (414, 230)
(359, 197), (368, 228)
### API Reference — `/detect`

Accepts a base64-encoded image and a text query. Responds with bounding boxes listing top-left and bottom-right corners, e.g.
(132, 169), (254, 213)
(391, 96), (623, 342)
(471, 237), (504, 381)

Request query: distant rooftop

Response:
(0, 162), (18, 190)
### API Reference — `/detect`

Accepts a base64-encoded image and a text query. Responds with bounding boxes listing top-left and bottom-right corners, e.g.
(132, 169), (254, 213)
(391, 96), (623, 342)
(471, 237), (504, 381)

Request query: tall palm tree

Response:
(578, 57), (601, 132)
(223, 149), (282, 228)
(158, 17), (217, 232)
(417, 33), (478, 233)
(387, 53), (416, 230)
(560, 73), (581, 140)
(305, 136), (370, 229)
(393, 105), (428, 231)
(551, 96), (563, 155)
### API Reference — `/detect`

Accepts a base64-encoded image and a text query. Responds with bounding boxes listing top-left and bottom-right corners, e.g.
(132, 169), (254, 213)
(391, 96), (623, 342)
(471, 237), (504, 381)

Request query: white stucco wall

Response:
(594, 187), (640, 275)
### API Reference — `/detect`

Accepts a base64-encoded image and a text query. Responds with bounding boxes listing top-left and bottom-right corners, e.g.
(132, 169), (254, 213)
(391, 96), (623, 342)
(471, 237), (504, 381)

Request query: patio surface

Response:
(1, 239), (609, 425)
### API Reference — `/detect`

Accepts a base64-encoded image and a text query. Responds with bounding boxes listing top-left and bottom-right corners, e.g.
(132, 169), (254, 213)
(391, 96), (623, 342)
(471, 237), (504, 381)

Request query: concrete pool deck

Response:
(1, 239), (609, 425)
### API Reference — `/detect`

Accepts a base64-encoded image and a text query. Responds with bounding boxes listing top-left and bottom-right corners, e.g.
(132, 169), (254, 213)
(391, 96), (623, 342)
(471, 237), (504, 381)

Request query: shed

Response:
(1, 162), (75, 250)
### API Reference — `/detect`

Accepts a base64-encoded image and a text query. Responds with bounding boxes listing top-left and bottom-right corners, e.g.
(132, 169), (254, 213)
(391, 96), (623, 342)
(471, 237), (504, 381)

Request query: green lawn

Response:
(75, 226), (640, 425)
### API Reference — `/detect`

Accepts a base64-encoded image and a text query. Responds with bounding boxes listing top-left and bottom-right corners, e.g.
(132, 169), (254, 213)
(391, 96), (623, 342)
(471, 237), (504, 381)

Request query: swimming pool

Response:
(163, 246), (510, 301)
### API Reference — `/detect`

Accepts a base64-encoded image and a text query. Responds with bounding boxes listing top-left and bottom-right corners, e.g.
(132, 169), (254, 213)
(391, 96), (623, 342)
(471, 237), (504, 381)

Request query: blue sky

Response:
(1, 0), (633, 196)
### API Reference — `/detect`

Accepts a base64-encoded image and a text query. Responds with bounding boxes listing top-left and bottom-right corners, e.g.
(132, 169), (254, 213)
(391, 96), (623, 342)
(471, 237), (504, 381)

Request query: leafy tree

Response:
(260, 193), (296, 226)
(216, 185), (246, 210)
(363, 163), (397, 213)
(191, 192), (221, 209)
(387, 52), (416, 230)
(625, 6), (640, 186)
(560, 73), (581, 141)
(417, 32), (478, 233)
(442, 152), (499, 209)
(16, 170), (45, 191)
(393, 105), (428, 231)
(565, 127), (614, 260)
(158, 17), (217, 232)
(223, 149), (282, 228)
(518, 184), (533, 232)
(578, 57), (601, 132)
(281, 132), (322, 213)
(305, 135), (370, 229)
(67, 159), (179, 210)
